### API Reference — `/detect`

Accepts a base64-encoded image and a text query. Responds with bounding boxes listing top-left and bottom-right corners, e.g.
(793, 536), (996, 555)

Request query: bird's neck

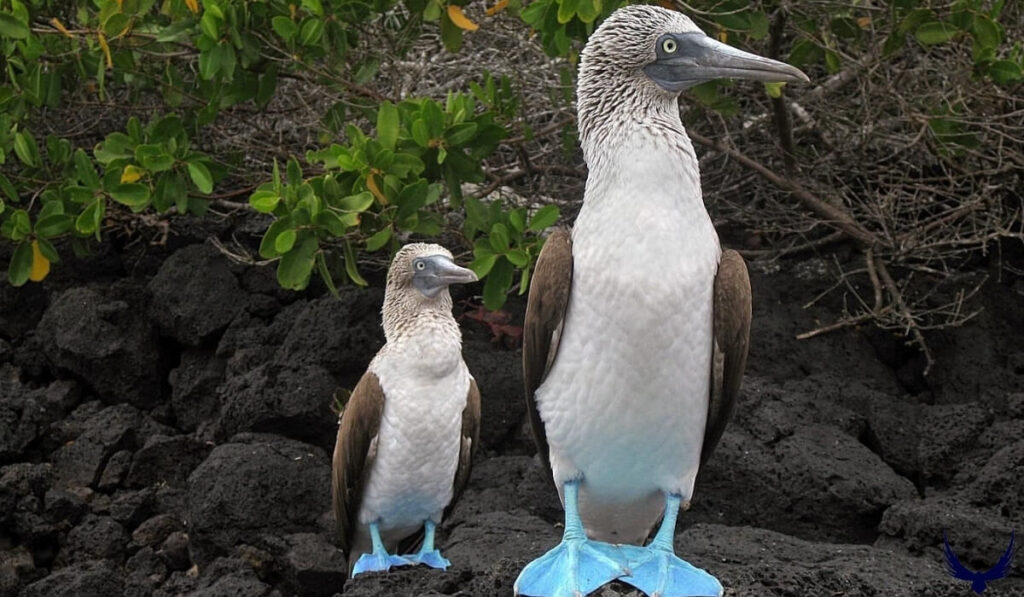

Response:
(381, 291), (460, 346)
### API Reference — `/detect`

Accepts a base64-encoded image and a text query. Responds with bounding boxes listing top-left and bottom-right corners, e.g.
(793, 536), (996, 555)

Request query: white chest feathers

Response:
(358, 326), (470, 532)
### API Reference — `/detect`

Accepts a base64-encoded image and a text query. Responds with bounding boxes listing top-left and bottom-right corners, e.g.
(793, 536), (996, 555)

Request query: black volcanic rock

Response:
(19, 559), (124, 597)
(186, 434), (330, 565)
(35, 287), (162, 407)
(148, 244), (248, 347)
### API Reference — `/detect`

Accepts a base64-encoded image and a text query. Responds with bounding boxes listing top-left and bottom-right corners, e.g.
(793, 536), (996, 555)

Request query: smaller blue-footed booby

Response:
(332, 243), (481, 577)
(515, 6), (807, 597)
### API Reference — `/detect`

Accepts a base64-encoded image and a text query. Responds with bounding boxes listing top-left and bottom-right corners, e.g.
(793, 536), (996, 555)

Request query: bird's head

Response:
(385, 243), (478, 302)
(578, 6), (808, 143)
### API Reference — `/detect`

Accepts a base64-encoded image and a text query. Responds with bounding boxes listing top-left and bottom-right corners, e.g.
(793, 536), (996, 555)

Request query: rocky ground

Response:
(1, 215), (1023, 597)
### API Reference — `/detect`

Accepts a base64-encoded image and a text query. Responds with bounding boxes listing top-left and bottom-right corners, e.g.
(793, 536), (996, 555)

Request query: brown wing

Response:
(446, 377), (481, 518)
(522, 228), (573, 472)
(332, 370), (385, 557)
(700, 249), (752, 465)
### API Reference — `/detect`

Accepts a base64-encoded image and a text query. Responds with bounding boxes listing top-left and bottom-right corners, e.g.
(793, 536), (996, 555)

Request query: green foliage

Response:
(0, 0), (1019, 307)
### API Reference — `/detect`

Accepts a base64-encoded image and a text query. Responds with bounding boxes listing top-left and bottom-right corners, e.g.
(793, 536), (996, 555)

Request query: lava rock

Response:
(124, 546), (168, 597)
(273, 291), (383, 388)
(216, 362), (338, 448)
(97, 449), (133, 491)
(57, 514), (128, 564)
(158, 530), (191, 571)
(186, 434), (330, 565)
(18, 559), (124, 597)
(0, 376), (80, 464)
(35, 287), (162, 407)
(50, 403), (139, 489)
(463, 343), (525, 451)
(131, 513), (185, 549)
(0, 545), (36, 595)
(109, 487), (157, 528)
(964, 438), (1024, 528)
(878, 495), (1016, 572)
(683, 523), (965, 596)
(126, 434), (211, 489)
(148, 244), (249, 346)
(168, 349), (225, 432)
(278, 532), (348, 597)
(190, 556), (277, 597)
(917, 402), (990, 480)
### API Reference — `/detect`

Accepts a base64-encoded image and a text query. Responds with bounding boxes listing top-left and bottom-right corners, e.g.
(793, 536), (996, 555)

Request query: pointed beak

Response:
(644, 32), (809, 92)
(413, 255), (478, 298)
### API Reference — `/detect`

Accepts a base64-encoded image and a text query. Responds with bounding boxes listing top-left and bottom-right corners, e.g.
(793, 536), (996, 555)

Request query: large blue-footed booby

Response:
(515, 6), (807, 597)
(332, 243), (480, 577)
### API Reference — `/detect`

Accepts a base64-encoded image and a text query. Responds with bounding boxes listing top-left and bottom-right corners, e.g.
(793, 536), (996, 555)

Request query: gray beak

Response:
(644, 32), (809, 92)
(413, 255), (478, 298)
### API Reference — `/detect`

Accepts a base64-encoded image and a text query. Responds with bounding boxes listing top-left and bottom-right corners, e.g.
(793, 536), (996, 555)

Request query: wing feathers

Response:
(701, 249), (752, 465)
(522, 229), (573, 473)
(332, 371), (386, 557)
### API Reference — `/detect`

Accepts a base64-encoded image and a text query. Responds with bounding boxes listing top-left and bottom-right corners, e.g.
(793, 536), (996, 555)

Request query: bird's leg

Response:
(351, 520), (414, 577)
(403, 519), (452, 570)
(619, 493), (722, 597)
(513, 479), (630, 597)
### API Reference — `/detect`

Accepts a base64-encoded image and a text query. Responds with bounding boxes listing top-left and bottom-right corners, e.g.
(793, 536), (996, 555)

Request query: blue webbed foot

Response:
(350, 520), (414, 578)
(620, 547), (721, 597)
(351, 552), (413, 577)
(618, 493), (722, 597)
(515, 536), (629, 597)
(405, 549), (451, 570)
(514, 480), (631, 596)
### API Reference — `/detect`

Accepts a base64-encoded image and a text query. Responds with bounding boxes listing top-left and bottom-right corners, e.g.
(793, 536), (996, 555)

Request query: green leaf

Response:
(365, 226), (392, 251)
(824, 49), (841, 74)
(8, 241), (32, 286)
(556, 0), (578, 24)
(187, 161), (214, 194)
(506, 248), (530, 267)
(34, 214), (73, 238)
(109, 183), (151, 209)
(788, 39), (821, 68)
(299, 18), (325, 46)
(75, 199), (105, 235)
(272, 16), (298, 41)
(489, 222), (510, 252)
(411, 119), (430, 148)
(987, 60), (1022, 85)
(14, 131), (38, 168)
(338, 191), (374, 212)
(764, 81), (785, 98)
(970, 15), (1001, 49)
(10, 209), (31, 240)
(103, 12), (130, 37)
(249, 189), (281, 213)
(482, 257), (514, 310)
(469, 252), (497, 278)
(316, 252), (339, 298)
(36, 237), (59, 263)
(277, 234), (318, 290)
(343, 239), (368, 286)
(275, 228), (297, 253)
(444, 122), (478, 146)
(528, 204), (559, 231)
(377, 101), (399, 151)
(200, 12), (221, 40)
(315, 210), (353, 236)
(0, 13), (30, 39)
(0, 173), (18, 202)
(915, 21), (958, 45)
(259, 216), (292, 258)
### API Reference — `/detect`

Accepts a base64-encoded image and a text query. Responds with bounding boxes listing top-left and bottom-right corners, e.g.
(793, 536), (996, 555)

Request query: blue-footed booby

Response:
(515, 6), (807, 597)
(332, 243), (481, 577)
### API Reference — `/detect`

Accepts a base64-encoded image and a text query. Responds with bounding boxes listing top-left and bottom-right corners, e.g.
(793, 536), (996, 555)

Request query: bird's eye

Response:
(662, 38), (677, 53)
(415, 261), (426, 271)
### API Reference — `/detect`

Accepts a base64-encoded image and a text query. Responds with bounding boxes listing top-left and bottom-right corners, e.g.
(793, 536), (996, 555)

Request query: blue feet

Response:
(515, 534), (629, 597)
(351, 520), (413, 578)
(619, 494), (722, 597)
(351, 551), (413, 576)
(400, 520), (451, 570)
(621, 547), (722, 597)
(514, 480), (631, 597)
(406, 548), (451, 570)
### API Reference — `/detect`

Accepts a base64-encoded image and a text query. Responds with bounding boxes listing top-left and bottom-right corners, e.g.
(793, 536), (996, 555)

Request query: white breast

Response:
(357, 327), (469, 542)
(536, 130), (721, 543)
